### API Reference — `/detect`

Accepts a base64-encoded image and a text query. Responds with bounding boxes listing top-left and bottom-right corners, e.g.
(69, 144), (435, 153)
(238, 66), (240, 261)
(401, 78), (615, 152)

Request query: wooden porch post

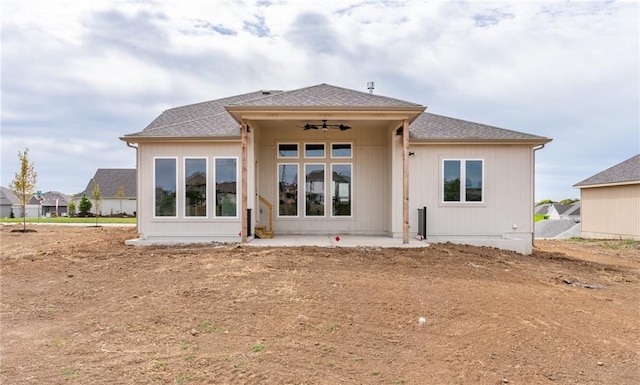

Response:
(241, 118), (248, 243)
(402, 118), (409, 244)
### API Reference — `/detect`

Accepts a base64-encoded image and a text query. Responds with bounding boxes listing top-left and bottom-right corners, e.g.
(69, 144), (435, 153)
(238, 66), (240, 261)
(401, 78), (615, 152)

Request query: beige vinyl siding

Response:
(409, 144), (535, 240)
(138, 142), (242, 240)
(256, 125), (391, 235)
(580, 184), (640, 239)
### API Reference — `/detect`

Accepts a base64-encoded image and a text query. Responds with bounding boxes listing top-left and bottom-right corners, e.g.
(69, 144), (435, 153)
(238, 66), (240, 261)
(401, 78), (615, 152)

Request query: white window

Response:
(154, 158), (177, 217)
(331, 143), (352, 158)
(215, 158), (238, 217)
(331, 164), (352, 217)
(304, 143), (325, 158)
(305, 164), (325, 217)
(443, 159), (484, 203)
(184, 158), (207, 217)
(278, 163), (299, 217)
(278, 143), (298, 158)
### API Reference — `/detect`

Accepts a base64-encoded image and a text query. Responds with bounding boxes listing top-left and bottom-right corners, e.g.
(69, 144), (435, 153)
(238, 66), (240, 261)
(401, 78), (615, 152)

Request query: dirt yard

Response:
(1, 225), (638, 385)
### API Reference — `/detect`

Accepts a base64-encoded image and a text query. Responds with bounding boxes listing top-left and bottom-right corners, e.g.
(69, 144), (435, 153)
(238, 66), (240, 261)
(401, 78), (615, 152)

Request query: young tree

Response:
(67, 200), (76, 216)
(79, 195), (92, 215)
(9, 148), (37, 232)
(92, 182), (102, 226)
(115, 184), (125, 215)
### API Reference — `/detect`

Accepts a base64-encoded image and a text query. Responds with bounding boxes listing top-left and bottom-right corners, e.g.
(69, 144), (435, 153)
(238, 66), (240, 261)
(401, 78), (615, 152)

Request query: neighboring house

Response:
(79, 169), (137, 216)
(560, 202), (580, 222)
(28, 191), (72, 217)
(534, 203), (551, 216)
(1, 186), (40, 218)
(547, 203), (580, 222)
(120, 83), (551, 254)
(0, 186), (20, 218)
(574, 154), (640, 240)
(535, 202), (580, 222)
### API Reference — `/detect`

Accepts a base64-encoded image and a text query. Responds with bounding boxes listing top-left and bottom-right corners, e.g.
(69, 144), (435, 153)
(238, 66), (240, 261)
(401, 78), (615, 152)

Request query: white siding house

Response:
(574, 154), (640, 240)
(121, 84), (551, 254)
(79, 169), (137, 216)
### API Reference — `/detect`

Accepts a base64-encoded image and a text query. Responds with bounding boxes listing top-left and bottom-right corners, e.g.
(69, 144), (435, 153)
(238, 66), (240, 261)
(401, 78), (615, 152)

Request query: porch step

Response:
(254, 226), (273, 239)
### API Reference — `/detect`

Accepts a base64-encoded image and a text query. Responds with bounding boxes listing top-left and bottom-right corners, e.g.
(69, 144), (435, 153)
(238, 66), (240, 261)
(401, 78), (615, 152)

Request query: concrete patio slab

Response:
(247, 235), (429, 248)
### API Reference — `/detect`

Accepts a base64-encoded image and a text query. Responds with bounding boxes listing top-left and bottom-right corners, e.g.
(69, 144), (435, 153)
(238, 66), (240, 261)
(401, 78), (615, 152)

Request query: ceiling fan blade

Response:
(338, 124), (351, 131)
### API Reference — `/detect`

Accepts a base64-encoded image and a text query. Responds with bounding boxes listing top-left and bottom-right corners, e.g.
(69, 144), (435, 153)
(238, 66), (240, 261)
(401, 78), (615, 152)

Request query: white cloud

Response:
(1, 0), (637, 201)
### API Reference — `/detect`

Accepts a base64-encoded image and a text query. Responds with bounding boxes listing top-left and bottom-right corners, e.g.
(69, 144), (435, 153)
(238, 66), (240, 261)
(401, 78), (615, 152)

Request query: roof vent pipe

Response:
(367, 81), (374, 94)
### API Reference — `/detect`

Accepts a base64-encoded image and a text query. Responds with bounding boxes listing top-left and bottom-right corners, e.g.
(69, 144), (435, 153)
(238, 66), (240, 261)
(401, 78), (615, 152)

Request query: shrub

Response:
(78, 195), (92, 214)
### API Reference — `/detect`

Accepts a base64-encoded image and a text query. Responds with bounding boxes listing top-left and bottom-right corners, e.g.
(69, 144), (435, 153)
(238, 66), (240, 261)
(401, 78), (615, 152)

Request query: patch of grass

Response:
(324, 324), (339, 332)
(391, 379), (405, 384)
(323, 345), (335, 352)
(52, 339), (64, 348)
(153, 360), (167, 369)
(352, 355), (363, 362)
(184, 354), (196, 361)
(1, 217), (136, 224)
(174, 373), (192, 384)
(603, 240), (640, 250)
(535, 214), (549, 222)
(61, 367), (77, 378)
(47, 305), (59, 313)
(179, 340), (190, 349)
(197, 320), (220, 333)
(251, 343), (266, 353)
(371, 370), (380, 376)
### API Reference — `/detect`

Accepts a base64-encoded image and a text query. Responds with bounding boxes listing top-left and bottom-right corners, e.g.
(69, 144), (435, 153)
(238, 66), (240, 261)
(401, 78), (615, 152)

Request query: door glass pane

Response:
(278, 144), (298, 158)
(331, 143), (352, 158)
(332, 164), (352, 216)
(278, 164), (298, 216)
(465, 160), (483, 202)
(185, 158), (206, 217)
(305, 164), (325, 216)
(443, 160), (461, 202)
(215, 158), (237, 217)
(305, 143), (325, 158)
(155, 158), (176, 216)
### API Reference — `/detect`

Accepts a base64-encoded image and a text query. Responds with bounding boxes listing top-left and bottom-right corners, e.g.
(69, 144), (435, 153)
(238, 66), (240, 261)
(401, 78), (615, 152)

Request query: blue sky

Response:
(1, 0), (638, 201)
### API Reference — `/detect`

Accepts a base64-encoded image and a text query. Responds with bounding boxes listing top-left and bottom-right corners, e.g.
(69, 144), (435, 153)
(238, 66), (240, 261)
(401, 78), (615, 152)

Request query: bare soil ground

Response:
(1, 225), (639, 385)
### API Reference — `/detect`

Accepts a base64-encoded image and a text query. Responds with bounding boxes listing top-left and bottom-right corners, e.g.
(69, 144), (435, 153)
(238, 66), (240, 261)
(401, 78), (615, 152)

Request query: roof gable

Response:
(81, 169), (137, 198)
(29, 191), (72, 206)
(574, 154), (640, 187)
(229, 83), (422, 108)
(0, 186), (19, 205)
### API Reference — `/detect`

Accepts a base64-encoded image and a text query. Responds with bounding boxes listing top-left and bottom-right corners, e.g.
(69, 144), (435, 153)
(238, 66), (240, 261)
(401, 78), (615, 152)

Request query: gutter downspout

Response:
(125, 141), (139, 233)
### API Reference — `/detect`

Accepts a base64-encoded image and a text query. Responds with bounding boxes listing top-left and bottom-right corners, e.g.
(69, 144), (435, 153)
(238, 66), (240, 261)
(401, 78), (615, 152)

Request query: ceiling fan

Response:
(303, 120), (351, 131)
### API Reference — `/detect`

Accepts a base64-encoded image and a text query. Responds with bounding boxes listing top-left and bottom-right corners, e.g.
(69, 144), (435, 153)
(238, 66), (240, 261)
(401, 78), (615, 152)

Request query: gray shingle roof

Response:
(28, 191), (71, 206)
(574, 154), (640, 187)
(535, 203), (551, 215)
(409, 112), (550, 141)
(230, 83), (422, 107)
(0, 186), (19, 205)
(123, 83), (549, 143)
(125, 90), (277, 137)
(80, 169), (137, 198)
